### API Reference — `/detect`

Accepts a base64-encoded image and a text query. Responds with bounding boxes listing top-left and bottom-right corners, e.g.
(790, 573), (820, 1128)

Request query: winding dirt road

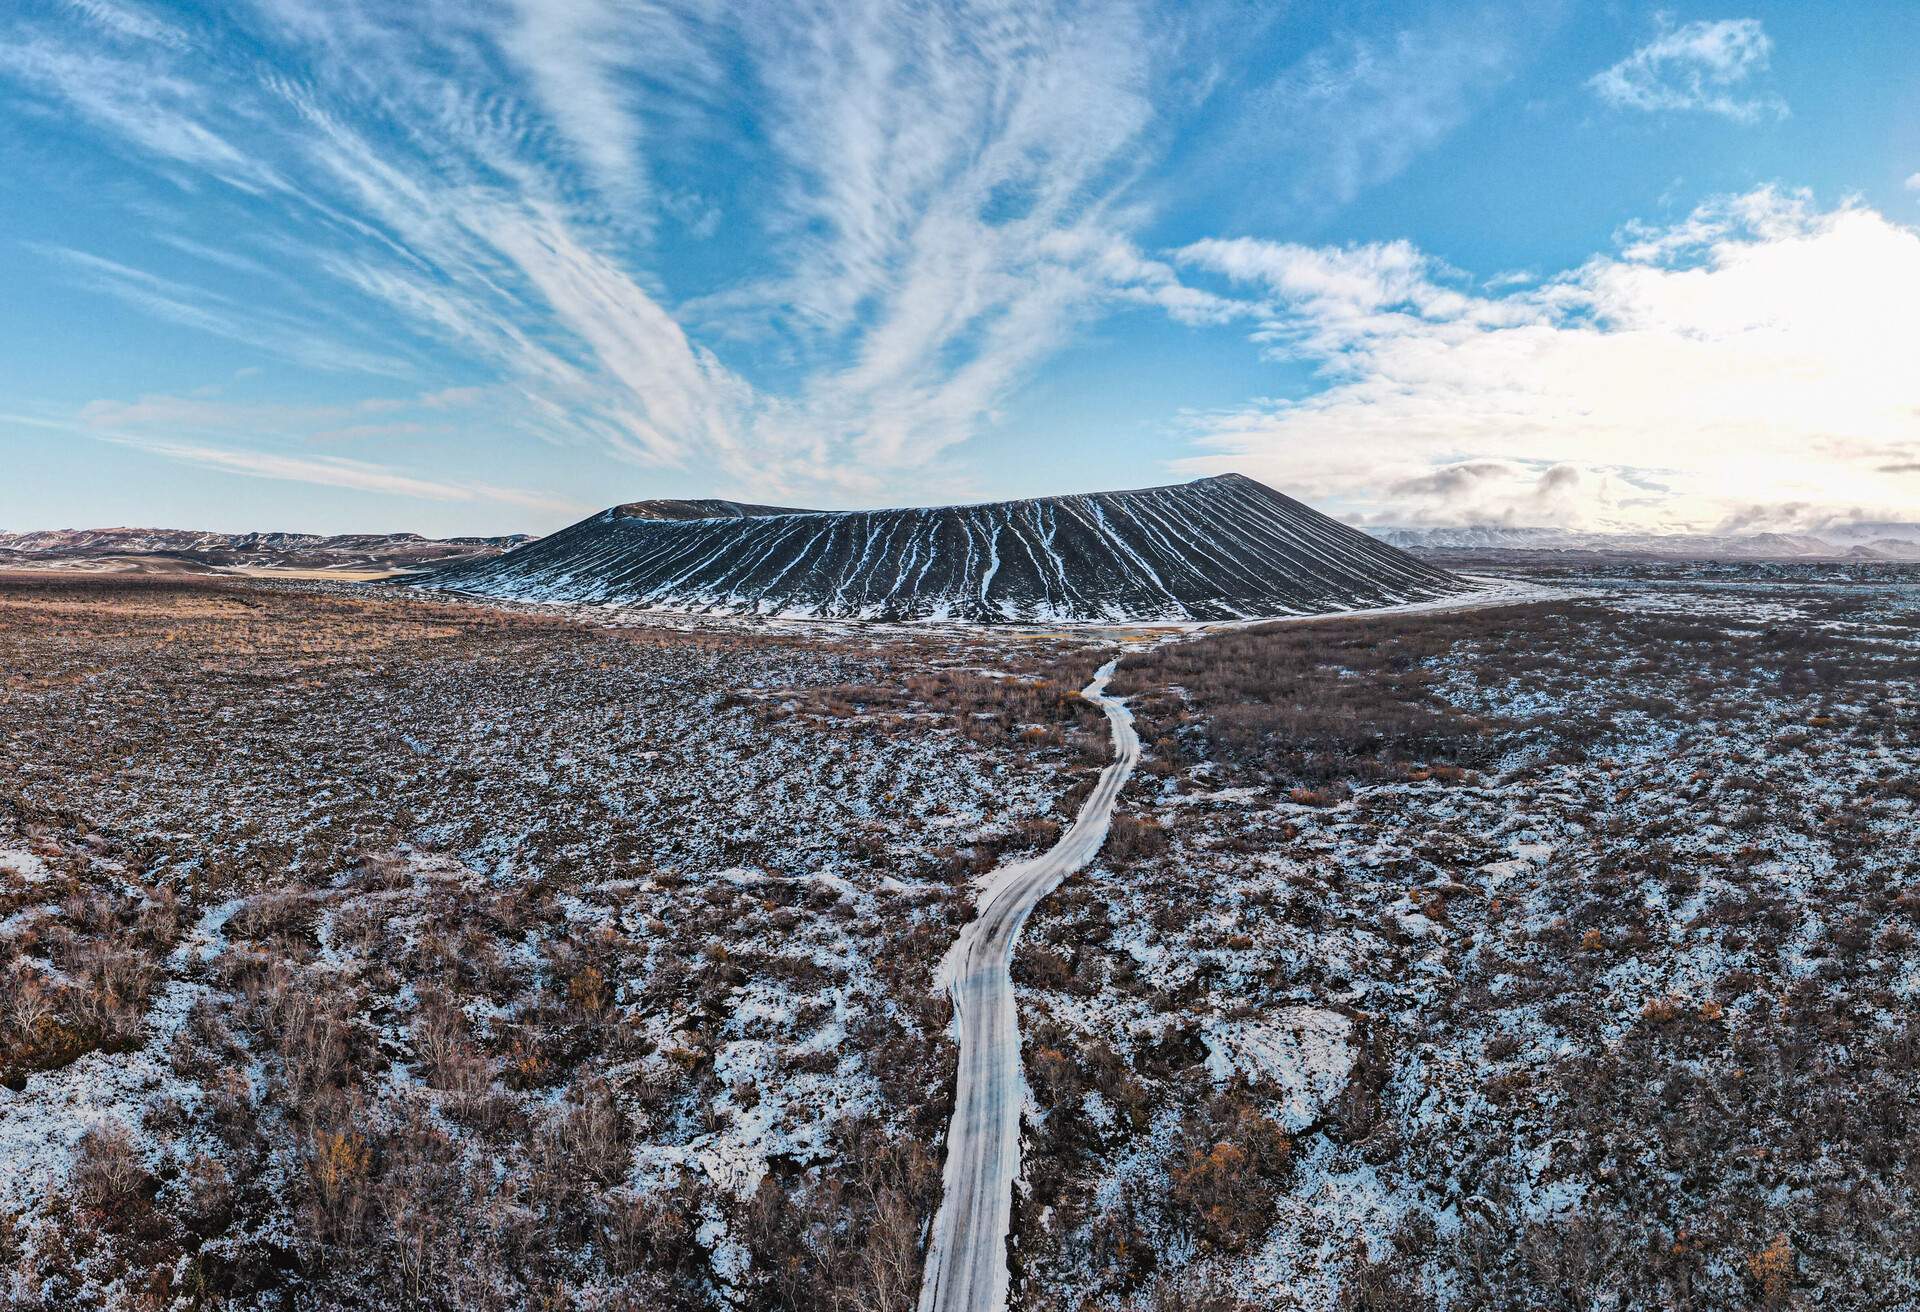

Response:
(918, 659), (1140, 1312)
(914, 585), (1569, 1311)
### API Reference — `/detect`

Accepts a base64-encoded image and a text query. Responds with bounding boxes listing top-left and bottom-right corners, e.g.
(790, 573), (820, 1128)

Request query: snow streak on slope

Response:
(409, 474), (1472, 623)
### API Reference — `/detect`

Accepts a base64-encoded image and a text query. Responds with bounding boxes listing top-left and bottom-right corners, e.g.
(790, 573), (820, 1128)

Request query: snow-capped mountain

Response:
(0, 526), (531, 573)
(1376, 524), (1920, 560)
(409, 473), (1470, 623)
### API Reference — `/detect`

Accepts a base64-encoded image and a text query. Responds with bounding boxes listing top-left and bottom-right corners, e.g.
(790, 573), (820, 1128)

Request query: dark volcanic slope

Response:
(408, 474), (1473, 622)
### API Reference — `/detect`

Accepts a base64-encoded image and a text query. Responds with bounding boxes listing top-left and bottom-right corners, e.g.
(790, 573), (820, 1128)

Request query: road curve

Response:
(919, 658), (1140, 1312)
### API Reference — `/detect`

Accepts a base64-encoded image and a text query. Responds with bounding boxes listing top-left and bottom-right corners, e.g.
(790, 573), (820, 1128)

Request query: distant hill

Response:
(1377, 524), (1920, 561)
(406, 473), (1472, 623)
(0, 526), (531, 576)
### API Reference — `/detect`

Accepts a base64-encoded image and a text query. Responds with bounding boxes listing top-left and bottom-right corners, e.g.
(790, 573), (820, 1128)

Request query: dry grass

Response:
(1011, 575), (1920, 1309)
(0, 574), (1105, 1311)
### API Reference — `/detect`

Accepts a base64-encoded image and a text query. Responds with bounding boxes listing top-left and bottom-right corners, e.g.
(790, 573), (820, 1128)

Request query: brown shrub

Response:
(70, 1122), (151, 1220)
(1107, 814), (1169, 863)
(1747, 1233), (1792, 1307)
(1166, 1094), (1292, 1252)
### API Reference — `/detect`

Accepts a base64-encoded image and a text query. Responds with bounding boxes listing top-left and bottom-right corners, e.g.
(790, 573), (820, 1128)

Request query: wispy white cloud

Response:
(0, 35), (284, 193)
(109, 437), (586, 512)
(34, 246), (409, 376)
(1589, 16), (1787, 123)
(60, 0), (185, 47)
(706, 0), (1180, 476)
(306, 421), (441, 444)
(0, 0), (1566, 513)
(79, 389), (439, 435)
(498, 0), (722, 203)
(20, 395), (583, 511)
(1173, 189), (1920, 530)
(1240, 9), (1528, 215)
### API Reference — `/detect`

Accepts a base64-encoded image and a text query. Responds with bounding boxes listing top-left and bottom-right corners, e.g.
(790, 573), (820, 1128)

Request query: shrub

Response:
(567, 965), (611, 1016)
(1641, 996), (1682, 1024)
(1107, 815), (1169, 862)
(1166, 1094), (1291, 1252)
(1747, 1233), (1792, 1307)
(70, 1121), (151, 1220)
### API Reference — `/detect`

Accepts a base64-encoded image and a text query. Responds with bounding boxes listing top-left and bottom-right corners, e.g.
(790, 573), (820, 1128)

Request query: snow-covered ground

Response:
(0, 574), (1108, 1310)
(1009, 569), (1920, 1309)
(4, 564), (1915, 1311)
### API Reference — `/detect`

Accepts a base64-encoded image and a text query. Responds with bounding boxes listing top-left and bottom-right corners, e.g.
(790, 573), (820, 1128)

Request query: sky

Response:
(1, 0), (1917, 537)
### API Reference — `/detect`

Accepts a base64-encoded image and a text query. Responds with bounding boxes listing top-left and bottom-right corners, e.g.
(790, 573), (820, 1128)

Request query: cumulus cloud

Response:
(1171, 189), (1920, 530)
(1379, 461), (1587, 526)
(1589, 16), (1787, 122)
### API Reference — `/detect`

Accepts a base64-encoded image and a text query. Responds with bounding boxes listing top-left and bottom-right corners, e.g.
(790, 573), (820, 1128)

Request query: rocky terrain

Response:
(0, 572), (1112, 1311)
(1009, 566), (1920, 1309)
(2, 562), (1915, 1311)
(409, 474), (1469, 623)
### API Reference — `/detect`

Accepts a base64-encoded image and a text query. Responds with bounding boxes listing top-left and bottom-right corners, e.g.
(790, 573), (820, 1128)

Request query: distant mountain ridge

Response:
(1378, 524), (1920, 561)
(407, 473), (1473, 623)
(0, 526), (531, 575)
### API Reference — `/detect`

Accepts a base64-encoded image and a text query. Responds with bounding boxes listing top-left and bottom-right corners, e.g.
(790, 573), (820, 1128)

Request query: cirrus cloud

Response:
(1589, 15), (1787, 123)
(0, 0), (1556, 514)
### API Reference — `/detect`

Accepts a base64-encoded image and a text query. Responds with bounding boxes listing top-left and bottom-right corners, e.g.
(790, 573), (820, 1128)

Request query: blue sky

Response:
(1, 0), (1917, 536)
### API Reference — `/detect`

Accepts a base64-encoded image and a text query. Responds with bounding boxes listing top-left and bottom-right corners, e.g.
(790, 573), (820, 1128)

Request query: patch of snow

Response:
(1203, 1007), (1356, 1132)
(0, 848), (50, 883)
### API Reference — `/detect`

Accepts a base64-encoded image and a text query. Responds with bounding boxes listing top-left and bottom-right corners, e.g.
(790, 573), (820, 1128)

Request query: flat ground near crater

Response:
(2, 564), (1917, 1311)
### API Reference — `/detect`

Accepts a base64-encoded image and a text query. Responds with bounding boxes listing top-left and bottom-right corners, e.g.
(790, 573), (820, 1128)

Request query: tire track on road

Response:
(918, 658), (1139, 1312)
